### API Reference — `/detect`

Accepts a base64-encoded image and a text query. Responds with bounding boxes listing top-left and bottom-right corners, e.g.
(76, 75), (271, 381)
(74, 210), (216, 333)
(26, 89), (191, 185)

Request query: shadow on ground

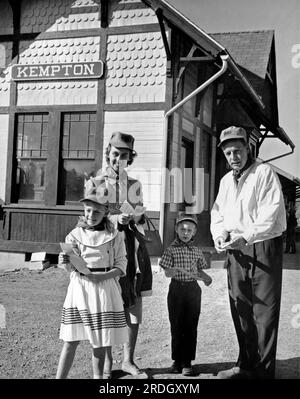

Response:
(282, 242), (300, 270)
(112, 362), (236, 379)
(111, 358), (300, 379)
(276, 357), (300, 379)
(146, 362), (235, 379)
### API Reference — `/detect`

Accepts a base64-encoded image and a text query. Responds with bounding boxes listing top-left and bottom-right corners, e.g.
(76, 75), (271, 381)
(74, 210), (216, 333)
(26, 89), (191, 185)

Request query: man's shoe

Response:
(217, 367), (254, 379)
(182, 362), (195, 376)
(170, 361), (182, 374)
(182, 366), (194, 376)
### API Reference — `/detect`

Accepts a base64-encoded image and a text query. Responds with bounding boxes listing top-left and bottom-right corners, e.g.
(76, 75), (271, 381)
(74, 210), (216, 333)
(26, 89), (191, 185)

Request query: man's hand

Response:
(229, 236), (247, 250)
(214, 236), (226, 253)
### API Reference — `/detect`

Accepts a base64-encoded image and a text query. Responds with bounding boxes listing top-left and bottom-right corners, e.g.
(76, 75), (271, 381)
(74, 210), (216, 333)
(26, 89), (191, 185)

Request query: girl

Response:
(56, 190), (128, 379)
(84, 131), (152, 377)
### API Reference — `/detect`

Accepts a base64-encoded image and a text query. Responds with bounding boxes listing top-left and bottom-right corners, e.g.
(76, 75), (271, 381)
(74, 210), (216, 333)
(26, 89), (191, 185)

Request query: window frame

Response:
(58, 111), (97, 206)
(10, 109), (98, 207)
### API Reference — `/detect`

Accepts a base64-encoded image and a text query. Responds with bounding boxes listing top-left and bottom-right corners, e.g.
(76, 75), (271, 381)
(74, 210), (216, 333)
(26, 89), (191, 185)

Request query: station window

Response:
(15, 113), (48, 202)
(58, 112), (96, 204)
(13, 111), (97, 205)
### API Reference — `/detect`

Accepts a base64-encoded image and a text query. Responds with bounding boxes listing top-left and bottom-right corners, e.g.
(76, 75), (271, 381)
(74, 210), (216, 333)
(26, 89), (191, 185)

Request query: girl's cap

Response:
(79, 188), (109, 208)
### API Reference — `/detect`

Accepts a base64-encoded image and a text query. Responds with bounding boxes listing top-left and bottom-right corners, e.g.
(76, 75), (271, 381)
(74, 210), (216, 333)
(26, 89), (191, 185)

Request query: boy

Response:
(159, 212), (212, 376)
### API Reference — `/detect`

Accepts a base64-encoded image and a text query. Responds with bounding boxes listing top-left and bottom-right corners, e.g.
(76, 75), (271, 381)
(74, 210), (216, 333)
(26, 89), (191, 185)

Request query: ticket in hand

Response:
(120, 200), (146, 217)
(220, 241), (234, 249)
(60, 243), (91, 275)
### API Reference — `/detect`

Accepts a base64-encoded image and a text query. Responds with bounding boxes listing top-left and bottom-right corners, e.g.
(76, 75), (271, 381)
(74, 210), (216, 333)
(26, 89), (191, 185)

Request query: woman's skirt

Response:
(59, 272), (128, 348)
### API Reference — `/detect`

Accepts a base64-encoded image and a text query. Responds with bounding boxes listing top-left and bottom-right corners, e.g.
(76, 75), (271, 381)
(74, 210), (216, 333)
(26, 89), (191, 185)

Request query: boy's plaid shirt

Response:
(159, 238), (208, 282)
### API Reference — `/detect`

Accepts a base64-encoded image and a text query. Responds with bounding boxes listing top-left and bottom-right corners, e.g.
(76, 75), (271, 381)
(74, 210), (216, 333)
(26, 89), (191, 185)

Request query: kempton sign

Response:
(12, 62), (104, 81)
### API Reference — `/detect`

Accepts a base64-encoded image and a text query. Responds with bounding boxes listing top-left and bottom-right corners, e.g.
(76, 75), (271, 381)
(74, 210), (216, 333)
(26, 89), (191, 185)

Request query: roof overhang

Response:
(258, 159), (300, 189)
(142, 0), (225, 57)
(142, 0), (295, 149)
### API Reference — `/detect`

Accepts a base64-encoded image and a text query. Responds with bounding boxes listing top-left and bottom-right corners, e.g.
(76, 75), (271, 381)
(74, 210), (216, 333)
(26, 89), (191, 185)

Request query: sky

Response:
(168, 0), (300, 178)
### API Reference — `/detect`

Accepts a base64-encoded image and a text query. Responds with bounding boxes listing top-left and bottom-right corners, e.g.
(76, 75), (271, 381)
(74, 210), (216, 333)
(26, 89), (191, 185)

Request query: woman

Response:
(85, 131), (152, 377)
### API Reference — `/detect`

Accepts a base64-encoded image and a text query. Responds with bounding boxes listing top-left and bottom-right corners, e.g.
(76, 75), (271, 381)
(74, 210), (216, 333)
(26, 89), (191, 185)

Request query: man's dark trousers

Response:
(227, 236), (283, 378)
(167, 280), (201, 363)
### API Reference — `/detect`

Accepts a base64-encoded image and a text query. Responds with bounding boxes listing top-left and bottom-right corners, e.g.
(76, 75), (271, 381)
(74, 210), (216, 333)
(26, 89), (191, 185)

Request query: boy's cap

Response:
(176, 212), (198, 227)
(218, 126), (247, 147)
(109, 131), (135, 151)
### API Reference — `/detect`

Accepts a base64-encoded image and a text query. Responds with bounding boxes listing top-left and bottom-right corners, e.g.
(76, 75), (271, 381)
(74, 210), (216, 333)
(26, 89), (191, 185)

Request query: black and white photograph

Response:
(0, 0), (299, 388)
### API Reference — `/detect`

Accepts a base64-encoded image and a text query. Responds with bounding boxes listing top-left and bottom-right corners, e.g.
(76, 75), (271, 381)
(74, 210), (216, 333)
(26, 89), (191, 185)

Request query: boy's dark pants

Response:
(227, 236), (283, 379)
(167, 280), (201, 363)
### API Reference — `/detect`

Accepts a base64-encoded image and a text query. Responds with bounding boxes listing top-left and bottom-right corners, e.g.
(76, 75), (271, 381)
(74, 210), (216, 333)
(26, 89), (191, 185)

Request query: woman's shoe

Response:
(121, 362), (148, 378)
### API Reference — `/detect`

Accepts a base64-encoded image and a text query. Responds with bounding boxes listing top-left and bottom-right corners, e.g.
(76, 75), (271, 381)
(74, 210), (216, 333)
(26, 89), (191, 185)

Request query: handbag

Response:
(142, 215), (164, 256)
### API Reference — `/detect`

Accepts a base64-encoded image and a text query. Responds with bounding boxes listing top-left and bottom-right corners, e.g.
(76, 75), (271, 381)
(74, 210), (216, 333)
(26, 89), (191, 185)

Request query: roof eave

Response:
(142, 0), (294, 149)
(142, 0), (224, 57)
(265, 161), (300, 186)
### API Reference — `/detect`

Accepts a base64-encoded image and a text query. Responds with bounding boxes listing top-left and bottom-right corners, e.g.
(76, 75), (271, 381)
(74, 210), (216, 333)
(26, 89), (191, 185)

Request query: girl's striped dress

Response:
(59, 227), (128, 348)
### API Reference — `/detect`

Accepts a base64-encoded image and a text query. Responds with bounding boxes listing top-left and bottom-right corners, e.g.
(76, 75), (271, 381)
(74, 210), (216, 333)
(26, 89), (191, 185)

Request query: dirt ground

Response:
(0, 251), (299, 380)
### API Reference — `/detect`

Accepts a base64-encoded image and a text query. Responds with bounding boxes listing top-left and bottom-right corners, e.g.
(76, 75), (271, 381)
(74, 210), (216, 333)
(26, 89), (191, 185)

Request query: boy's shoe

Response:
(182, 362), (194, 376)
(170, 361), (182, 374)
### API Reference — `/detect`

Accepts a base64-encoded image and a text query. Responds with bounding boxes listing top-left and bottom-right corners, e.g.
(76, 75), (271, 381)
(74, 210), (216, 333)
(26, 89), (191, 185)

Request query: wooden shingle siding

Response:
(20, 0), (101, 33)
(105, 31), (166, 104)
(109, 0), (157, 27)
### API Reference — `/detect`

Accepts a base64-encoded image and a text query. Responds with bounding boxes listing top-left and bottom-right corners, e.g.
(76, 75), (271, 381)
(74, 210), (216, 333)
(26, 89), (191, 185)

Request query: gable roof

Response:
(210, 30), (274, 80)
(211, 30), (278, 124)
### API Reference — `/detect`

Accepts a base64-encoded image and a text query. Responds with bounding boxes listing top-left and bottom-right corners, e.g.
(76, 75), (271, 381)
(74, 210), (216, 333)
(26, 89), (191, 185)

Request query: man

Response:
(210, 126), (286, 379)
